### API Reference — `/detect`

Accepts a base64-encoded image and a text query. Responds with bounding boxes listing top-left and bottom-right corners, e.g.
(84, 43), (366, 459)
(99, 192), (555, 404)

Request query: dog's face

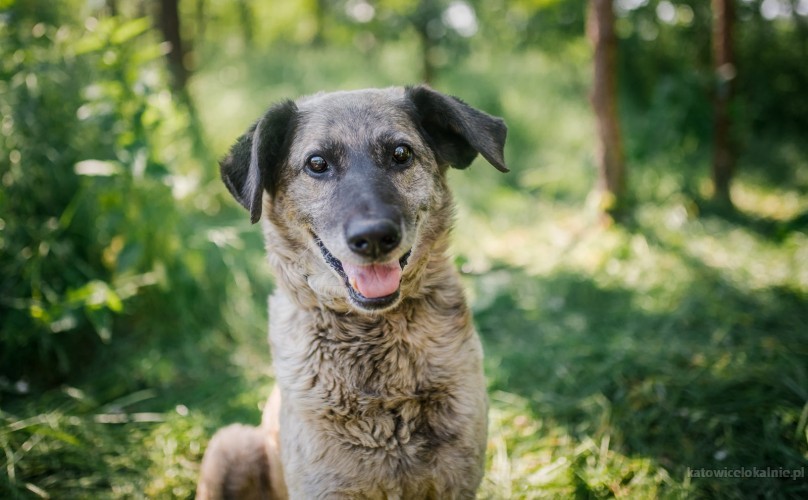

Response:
(220, 86), (507, 313)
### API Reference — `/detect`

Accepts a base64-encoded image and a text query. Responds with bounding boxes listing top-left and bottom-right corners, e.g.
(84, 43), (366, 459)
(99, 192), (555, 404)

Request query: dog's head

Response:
(220, 86), (507, 313)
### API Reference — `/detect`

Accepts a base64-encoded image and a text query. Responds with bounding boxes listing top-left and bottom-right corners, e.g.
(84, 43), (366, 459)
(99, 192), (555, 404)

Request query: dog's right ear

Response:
(406, 85), (508, 173)
(220, 100), (298, 224)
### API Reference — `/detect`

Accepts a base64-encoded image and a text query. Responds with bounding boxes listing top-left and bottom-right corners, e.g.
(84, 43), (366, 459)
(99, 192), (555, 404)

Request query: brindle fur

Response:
(197, 85), (507, 499)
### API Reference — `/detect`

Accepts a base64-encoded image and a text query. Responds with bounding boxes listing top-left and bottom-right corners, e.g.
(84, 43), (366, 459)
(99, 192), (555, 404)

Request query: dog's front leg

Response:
(261, 386), (287, 500)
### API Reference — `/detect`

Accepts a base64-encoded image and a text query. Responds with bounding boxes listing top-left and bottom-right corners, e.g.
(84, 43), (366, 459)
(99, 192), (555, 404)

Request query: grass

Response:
(2, 40), (807, 498)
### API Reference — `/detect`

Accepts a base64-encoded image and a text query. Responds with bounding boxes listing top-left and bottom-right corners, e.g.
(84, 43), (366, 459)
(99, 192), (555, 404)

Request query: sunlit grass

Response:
(454, 170), (807, 496)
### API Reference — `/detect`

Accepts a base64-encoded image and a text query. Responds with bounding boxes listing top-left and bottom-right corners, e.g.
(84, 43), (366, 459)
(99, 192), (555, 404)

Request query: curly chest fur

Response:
(310, 315), (464, 453)
(270, 296), (479, 455)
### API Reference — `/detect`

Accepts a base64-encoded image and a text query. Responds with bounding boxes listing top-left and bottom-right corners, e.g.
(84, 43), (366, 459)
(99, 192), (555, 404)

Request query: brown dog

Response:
(197, 86), (507, 499)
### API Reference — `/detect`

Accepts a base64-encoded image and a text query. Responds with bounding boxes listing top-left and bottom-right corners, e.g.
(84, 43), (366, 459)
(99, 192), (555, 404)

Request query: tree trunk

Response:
(587, 0), (626, 218)
(712, 0), (735, 205)
(105, 0), (118, 16)
(195, 0), (206, 44)
(238, 0), (254, 48)
(312, 0), (327, 45)
(157, 0), (189, 90)
(417, 27), (437, 84)
(413, 0), (441, 84)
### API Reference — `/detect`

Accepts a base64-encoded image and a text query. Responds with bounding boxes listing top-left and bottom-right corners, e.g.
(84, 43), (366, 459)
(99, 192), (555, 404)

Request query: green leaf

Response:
(22, 424), (82, 447)
(110, 18), (151, 45)
(105, 289), (123, 313)
(73, 33), (105, 55)
(132, 44), (165, 65)
(67, 280), (122, 312)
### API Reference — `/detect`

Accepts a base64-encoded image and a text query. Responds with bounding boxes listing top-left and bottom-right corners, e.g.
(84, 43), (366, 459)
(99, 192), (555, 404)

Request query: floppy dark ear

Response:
(406, 85), (508, 172)
(220, 100), (298, 224)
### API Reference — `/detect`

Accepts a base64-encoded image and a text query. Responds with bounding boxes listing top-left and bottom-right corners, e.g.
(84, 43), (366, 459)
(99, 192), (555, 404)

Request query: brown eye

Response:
(306, 155), (328, 174)
(392, 145), (412, 164)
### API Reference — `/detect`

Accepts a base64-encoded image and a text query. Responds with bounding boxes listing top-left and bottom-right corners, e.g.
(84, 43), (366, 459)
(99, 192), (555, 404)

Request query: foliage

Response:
(1, 5), (167, 383)
(0, 2), (248, 386)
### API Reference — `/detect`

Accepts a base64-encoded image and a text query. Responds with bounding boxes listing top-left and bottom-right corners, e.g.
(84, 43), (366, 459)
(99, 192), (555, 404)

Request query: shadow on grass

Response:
(474, 257), (808, 497)
(693, 198), (808, 243)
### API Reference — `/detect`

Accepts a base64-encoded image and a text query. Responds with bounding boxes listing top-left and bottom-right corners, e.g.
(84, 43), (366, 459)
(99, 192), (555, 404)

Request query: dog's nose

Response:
(346, 219), (401, 259)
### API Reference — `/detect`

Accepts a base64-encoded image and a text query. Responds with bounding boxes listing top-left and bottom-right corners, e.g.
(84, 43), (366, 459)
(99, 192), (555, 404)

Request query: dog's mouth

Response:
(313, 235), (411, 310)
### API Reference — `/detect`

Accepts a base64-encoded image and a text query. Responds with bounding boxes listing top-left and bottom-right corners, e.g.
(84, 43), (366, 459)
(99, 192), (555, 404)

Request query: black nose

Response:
(346, 219), (401, 259)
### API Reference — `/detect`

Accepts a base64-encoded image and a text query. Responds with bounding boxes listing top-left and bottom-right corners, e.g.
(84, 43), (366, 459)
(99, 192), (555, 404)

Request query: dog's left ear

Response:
(406, 85), (508, 173)
(220, 100), (298, 224)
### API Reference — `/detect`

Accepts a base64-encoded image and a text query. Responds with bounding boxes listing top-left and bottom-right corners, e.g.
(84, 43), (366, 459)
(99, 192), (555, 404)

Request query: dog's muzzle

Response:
(313, 235), (411, 311)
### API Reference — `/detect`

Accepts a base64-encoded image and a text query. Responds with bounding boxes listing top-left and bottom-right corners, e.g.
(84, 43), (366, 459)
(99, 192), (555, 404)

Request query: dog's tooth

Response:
(349, 276), (359, 291)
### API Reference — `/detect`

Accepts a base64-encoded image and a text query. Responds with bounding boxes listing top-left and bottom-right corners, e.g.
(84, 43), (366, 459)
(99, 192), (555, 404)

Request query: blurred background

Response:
(1, 0), (806, 497)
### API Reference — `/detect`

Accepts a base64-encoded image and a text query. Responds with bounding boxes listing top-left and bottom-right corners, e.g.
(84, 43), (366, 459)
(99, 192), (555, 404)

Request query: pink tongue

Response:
(342, 261), (402, 298)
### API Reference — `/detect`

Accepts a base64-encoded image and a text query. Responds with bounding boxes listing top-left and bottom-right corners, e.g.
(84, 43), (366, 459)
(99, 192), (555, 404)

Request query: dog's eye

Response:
(392, 145), (412, 165)
(306, 155), (329, 174)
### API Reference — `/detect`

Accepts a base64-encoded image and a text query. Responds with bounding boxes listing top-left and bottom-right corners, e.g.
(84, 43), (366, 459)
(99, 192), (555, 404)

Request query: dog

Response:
(197, 85), (507, 499)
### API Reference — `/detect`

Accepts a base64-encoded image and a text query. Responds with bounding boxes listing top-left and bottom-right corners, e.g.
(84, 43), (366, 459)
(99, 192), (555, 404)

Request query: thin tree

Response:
(238, 0), (254, 48)
(412, 0), (442, 84)
(157, 0), (189, 90)
(312, 0), (328, 45)
(196, 0), (206, 44)
(587, 0), (626, 219)
(712, 0), (736, 206)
